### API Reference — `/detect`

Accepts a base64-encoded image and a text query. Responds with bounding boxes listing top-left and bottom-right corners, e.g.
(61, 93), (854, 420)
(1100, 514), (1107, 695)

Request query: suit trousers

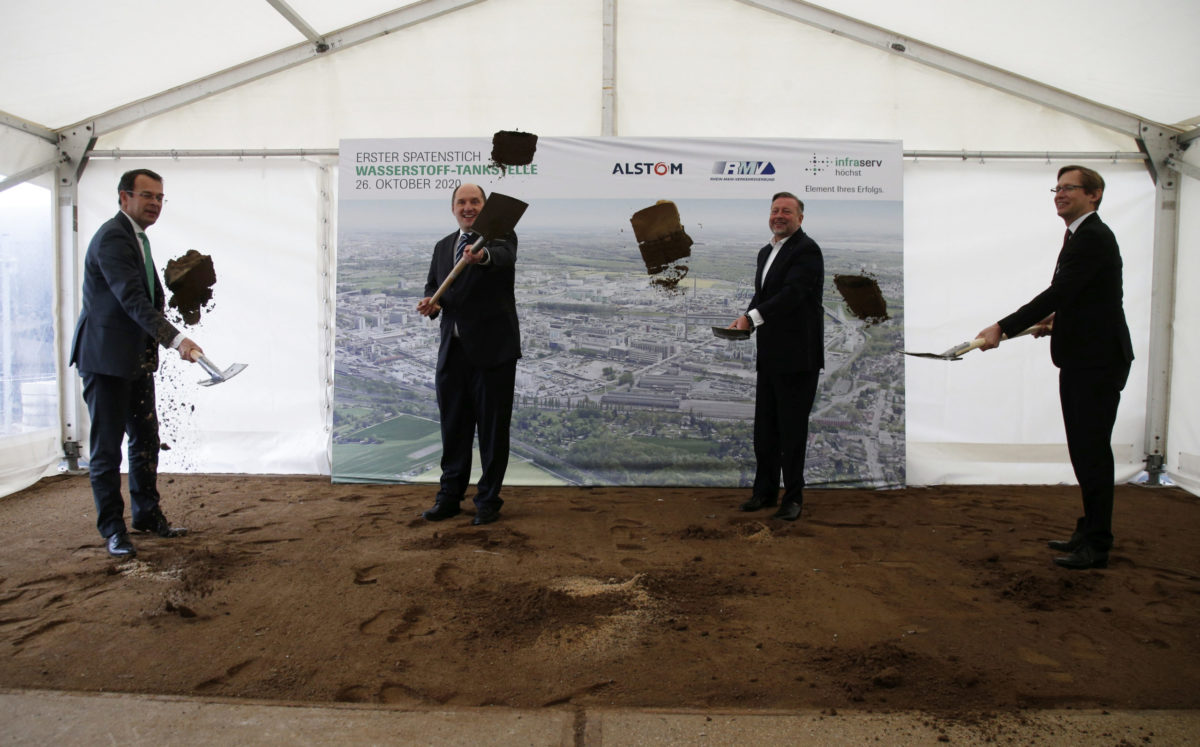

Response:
(434, 337), (517, 509)
(81, 370), (161, 538)
(1059, 364), (1128, 552)
(752, 369), (820, 506)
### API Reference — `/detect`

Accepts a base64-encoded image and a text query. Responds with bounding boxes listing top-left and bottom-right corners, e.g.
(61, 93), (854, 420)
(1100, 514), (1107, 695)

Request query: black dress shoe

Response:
(471, 507), (500, 525)
(132, 511), (188, 538)
(771, 502), (802, 521)
(107, 532), (137, 558)
(1053, 545), (1109, 570)
(739, 495), (778, 512)
(422, 500), (461, 521)
(1047, 538), (1081, 552)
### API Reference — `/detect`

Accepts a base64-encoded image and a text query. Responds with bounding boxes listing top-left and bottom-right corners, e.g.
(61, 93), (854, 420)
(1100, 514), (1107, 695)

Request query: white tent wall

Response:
(1166, 156), (1200, 494)
(73, 158), (335, 474)
(0, 171), (59, 498)
(904, 160), (1153, 485)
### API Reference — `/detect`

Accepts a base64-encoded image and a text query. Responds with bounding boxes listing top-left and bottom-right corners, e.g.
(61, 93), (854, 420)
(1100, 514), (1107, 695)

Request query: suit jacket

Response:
(70, 212), (180, 379)
(747, 228), (825, 373)
(424, 230), (521, 370)
(998, 213), (1134, 370)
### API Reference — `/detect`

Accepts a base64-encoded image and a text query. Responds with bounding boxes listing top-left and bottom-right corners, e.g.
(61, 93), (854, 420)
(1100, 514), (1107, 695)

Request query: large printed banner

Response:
(335, 137), (904, 487)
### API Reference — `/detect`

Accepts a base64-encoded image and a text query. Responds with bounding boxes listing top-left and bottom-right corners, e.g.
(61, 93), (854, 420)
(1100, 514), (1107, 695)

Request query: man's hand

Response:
(1032, 313), (1055, 338)
(975, 323), (1003, 351)
(730, 314), (751, 331)
(179, 338), (202, 362)
(461, 245), (486, 265)
(416, 297), (441, 317)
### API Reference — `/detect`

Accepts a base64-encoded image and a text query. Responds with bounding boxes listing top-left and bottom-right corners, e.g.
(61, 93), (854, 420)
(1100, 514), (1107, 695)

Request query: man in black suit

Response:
(416, 183), (520, 526)
(977, 165), (1134, 570)
(70, 169), (203, 558)
(729, 192), (825, 521)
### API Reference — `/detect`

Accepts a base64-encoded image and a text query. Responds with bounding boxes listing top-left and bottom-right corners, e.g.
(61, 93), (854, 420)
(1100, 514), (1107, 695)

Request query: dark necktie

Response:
(455, 232), (474, 262)
(138, 231), (155, 304)
(1054, 230), (1072, 277)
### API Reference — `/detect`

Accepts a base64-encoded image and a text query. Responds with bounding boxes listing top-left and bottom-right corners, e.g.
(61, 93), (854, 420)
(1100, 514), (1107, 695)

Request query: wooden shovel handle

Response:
(428, 236), (486, 306)
(953, 324), (1047, 357)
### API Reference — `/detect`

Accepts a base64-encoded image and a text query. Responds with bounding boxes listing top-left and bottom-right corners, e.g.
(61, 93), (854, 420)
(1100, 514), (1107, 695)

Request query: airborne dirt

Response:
(164, 249), (216, 326)
(631, 201), (692, 293)
(490, 130), (538, 171)
(833, 273), (889, 325)
(1, 476), (1198, 726)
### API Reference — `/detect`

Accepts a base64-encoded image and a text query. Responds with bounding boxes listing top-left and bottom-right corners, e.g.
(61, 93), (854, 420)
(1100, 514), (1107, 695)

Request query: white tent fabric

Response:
(1, 0), (1196, 497)
(1169, 175), (1200, 496)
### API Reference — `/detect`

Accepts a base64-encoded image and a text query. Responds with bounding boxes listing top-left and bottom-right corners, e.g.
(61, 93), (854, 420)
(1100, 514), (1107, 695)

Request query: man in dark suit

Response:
(416, 183), (520, 526)
(977, 165), (1134, 570)
(729, 192), (825, 521)
(70, 169), (203, 558)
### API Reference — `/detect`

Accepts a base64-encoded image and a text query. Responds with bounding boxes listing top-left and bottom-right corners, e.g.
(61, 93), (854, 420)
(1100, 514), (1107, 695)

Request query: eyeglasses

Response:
(1049, 185), (1086, 194)
(122, 190), (167, 203)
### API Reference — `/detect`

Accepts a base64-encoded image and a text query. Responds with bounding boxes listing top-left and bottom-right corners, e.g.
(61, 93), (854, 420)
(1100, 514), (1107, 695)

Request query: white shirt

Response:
(747, 233), (791, 328)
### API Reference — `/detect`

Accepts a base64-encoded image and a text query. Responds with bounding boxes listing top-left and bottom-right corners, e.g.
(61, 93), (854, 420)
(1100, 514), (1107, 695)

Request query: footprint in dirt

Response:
(312, 514), (343, 533)
(194, 657), (260, 691)
(353, 565), (382, 585)
(358, 606), (427, 641)
(434, 562), (467, 590)
(610, 518), (648, 552)
(1061, 630), (1104, 661)
(335, 681), (442, 705)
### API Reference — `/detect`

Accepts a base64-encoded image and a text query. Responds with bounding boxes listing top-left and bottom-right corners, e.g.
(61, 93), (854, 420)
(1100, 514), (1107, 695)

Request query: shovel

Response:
(190, 349), (248, 386)
(904, 324), (1046, 361)
(428, 192), (529, 306)
(712, 325), (751, 340)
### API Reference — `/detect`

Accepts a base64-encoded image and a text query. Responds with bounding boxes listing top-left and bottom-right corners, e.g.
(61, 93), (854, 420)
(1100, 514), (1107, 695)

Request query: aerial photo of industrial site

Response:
(333, 197), (904, 489)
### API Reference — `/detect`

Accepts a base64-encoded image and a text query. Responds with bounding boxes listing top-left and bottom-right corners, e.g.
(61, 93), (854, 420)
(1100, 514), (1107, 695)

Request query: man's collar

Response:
(1067, 211), (1095, 234)
(772, 230), (797, 246)
(120, 210), (147, 233)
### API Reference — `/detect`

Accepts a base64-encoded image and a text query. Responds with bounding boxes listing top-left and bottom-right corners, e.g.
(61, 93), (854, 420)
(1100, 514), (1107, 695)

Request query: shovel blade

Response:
(471, 192), (528, 239)
(903, 351), (962, 361)
(197, 362), (248, 386)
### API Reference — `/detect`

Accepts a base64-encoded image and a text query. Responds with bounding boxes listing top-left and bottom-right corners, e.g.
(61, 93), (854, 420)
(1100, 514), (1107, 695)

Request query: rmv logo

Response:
(712, 161), (776, 176)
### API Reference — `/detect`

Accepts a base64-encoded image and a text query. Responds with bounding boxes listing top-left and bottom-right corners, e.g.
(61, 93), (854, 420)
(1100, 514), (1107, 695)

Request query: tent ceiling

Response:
(0, 0), (1195, 135)
(811, 0), (1200, 128)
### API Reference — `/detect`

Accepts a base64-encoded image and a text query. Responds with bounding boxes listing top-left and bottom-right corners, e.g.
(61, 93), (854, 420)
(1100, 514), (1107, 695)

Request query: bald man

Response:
(416, 184), (521, 526)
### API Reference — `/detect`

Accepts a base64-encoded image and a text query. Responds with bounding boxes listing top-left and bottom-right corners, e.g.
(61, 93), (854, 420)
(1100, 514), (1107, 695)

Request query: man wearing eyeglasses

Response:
(975, 165), (1134, 570)
(70, 168), (204, 559)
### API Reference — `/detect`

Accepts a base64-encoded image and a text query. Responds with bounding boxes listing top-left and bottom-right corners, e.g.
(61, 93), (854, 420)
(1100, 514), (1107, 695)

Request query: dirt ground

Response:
(2, 475), (1198, 727)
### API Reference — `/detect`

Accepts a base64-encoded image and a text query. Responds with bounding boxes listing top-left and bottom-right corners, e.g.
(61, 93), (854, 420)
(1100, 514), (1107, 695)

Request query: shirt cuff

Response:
(170, 332), (186, 349)
(747, 309), (764, 327)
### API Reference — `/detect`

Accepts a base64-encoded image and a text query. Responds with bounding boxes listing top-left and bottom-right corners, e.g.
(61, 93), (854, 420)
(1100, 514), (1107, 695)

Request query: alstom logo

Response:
(712, 161), (776, 176)
(612, 162), (683, 176)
